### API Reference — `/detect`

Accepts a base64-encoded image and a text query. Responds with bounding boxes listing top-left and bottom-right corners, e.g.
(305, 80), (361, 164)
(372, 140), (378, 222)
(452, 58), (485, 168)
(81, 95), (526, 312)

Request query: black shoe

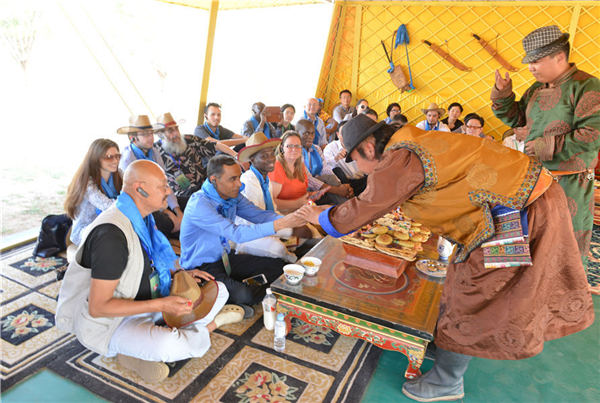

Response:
(239, 304), (255, 319)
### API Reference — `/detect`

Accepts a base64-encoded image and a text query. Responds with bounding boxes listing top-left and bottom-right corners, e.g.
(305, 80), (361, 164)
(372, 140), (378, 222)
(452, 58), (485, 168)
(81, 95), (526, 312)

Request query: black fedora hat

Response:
(343, 114), (386, 162)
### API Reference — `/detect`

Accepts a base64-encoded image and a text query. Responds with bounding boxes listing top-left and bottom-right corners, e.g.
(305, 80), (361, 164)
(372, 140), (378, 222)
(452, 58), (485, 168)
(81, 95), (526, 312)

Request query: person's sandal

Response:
(214, 304), (245, 328)
(116, 354), (169, 383)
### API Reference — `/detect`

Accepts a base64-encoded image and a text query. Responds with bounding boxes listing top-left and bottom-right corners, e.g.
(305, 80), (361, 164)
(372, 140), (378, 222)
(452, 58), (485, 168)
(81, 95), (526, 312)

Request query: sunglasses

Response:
(102, 153), (121, 161)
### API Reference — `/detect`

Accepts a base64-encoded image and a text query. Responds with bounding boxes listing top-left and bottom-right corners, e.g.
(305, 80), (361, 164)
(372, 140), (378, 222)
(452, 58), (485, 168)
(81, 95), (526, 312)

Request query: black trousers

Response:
(153, 196), (190, 239)
(198, 253), (286, 305)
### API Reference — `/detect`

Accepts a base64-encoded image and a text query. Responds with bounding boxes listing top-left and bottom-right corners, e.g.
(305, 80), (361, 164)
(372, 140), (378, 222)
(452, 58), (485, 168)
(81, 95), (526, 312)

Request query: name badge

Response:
(221, 249), (232, 276)
(175, 171), (191, 189)
(149, 270), (161, 299)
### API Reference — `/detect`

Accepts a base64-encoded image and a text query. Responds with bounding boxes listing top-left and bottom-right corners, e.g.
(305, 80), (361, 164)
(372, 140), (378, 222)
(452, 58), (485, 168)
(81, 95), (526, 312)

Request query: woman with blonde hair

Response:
(64, 139), (123, 245)
(269, 131), (311, 213)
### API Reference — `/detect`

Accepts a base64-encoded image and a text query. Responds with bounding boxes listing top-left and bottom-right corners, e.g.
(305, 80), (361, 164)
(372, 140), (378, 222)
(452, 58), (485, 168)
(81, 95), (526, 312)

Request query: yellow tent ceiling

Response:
(158, 0), (330, 10)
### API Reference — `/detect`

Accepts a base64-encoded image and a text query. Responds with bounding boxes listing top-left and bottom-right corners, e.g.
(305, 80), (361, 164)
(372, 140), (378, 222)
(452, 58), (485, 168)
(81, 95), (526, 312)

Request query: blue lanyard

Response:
(158, 140), (182, 170)
(204, 123), (220, 139)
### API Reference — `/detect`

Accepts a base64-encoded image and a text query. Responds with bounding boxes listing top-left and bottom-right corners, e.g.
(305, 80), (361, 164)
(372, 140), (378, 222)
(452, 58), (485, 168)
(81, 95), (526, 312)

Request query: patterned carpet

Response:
(0, 244), (381, 402)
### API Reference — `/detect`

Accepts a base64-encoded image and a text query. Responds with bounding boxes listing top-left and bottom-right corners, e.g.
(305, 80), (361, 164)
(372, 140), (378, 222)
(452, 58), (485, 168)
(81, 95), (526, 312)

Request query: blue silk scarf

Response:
(250, 116), (271, 138)
(200, 179), (246, 253)
(130, 143), (155, 161)
(95, 174), (119, 215)
(425, 121), (442, 131)
(250, 165), (274, 211)
(302, 145), (323, 176)
(115, 192), (177, 297)
(101, 174), (119, 199)
(303, 110), (322, 145)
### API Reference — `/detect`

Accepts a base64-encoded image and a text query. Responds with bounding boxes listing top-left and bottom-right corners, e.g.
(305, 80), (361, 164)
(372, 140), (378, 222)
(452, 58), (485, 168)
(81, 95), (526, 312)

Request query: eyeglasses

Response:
(466, 125), (482, 130)
(285, 144), (302, 149)
(136, 131), (154, 137)
(102, 153), (121, 161)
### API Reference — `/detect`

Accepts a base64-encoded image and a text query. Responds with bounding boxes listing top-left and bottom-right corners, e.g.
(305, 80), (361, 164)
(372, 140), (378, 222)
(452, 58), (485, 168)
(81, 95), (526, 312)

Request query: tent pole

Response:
(197, 0), (219, 125)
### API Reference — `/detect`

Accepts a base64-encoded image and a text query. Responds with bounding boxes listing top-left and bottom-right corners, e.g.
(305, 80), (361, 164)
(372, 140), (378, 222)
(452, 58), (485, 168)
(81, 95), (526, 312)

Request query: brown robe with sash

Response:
(327, 126), (594, 359)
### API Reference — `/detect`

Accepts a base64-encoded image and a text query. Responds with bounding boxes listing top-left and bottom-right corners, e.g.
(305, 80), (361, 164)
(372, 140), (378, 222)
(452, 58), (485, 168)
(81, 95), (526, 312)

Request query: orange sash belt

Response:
(549, 169), (587, 176)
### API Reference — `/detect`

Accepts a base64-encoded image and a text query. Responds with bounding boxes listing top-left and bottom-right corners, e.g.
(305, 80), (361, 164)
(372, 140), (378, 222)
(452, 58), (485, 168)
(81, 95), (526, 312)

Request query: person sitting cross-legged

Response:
(56, 160), (243, 384)
(241, 102), (278, 139)
(155, 112), (236, 210)
(416, 103), (450, 132)
(235, 132), (315, 262)
(194, 103), (247, 151)
(118, 115), (183, 238)
(65, 139), (123, 247)
(298, 97), (328, 148)
(179, 155), (309, 312)
(274, 104), (296, 138)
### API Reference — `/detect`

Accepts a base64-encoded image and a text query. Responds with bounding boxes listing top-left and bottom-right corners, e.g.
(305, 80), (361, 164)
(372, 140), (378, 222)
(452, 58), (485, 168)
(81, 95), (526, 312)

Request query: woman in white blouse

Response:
(64, 139), (123, 245)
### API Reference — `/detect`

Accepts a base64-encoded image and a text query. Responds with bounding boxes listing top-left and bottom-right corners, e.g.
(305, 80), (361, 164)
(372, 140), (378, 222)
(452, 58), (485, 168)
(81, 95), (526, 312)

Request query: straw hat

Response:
(421, 103), (445, 117)
(156, 112), (185, 131)
(237, 132), (281, 163)
(117, 115), (161, 135)
(162, 271), (219, 328)
(522, 25), (569, 64)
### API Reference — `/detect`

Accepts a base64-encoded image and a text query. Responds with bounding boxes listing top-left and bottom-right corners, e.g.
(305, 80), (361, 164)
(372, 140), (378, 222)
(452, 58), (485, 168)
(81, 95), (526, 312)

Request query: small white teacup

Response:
(283, 264), (305, 285)
(299, 257), (322, 276)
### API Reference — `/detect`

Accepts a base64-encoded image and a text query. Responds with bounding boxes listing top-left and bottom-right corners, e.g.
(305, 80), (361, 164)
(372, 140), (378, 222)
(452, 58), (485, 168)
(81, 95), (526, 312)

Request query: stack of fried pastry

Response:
(341, 209), (431, 261)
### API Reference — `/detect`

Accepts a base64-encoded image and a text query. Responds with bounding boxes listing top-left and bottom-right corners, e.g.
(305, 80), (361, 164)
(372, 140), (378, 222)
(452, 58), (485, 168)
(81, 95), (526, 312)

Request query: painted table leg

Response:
(405, 359), (423, 379)
(404, 344), (426, 379)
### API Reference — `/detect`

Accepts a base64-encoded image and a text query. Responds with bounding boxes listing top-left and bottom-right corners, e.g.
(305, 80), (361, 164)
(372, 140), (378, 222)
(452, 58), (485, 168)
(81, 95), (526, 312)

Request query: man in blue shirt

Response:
(180, 155), (307, 308)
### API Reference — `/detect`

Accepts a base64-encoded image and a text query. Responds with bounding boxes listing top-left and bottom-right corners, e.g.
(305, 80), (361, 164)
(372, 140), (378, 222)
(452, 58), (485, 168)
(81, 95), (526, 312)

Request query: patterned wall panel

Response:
(317, 1), (600, 138)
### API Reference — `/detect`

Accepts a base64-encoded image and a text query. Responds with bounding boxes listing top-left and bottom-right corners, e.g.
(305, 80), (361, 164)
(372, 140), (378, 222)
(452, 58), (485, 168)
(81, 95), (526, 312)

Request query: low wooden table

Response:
(271, 236), (443, 379)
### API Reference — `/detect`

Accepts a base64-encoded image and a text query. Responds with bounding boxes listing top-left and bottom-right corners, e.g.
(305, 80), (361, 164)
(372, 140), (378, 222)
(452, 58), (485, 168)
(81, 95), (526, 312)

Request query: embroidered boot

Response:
(402, 347), (471, 402)
(116, 354), (169, 383)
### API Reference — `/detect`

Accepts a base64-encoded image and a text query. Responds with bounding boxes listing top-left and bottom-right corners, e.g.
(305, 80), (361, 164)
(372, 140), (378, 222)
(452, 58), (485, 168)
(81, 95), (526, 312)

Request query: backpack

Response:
(33, 214), (73, 258)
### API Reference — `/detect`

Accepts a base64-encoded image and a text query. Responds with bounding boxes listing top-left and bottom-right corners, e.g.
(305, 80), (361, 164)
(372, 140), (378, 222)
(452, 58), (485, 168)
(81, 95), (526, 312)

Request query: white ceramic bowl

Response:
(283, 264), (305, 285)
(300, 257), (322, 276)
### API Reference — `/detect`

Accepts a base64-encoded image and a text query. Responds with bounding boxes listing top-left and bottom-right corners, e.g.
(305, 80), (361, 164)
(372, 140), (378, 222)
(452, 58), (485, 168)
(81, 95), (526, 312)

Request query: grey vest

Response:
(55, 205), (145, 356)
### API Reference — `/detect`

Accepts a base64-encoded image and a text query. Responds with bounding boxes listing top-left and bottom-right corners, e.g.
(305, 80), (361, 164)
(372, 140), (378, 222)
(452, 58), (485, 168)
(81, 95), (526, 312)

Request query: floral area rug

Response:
(1, 243), (381, 402)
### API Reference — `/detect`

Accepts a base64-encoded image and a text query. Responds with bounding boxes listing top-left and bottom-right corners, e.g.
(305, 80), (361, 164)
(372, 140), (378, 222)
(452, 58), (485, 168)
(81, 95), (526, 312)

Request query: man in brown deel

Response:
(300, 114), (594, 402)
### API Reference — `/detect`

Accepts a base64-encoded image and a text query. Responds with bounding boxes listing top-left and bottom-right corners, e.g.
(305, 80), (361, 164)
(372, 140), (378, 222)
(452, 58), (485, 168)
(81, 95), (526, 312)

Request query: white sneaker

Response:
(116, 354), (169, 383)
(214, 304), (245, 328)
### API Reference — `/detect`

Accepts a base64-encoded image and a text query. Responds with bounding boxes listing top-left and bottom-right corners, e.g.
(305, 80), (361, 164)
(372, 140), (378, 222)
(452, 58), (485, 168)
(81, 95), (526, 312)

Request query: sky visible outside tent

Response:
(0, 0), (332, 236)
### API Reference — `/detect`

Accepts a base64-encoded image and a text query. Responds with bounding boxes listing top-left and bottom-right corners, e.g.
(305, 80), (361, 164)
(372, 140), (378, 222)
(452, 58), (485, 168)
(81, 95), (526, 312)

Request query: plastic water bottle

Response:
(273, 313), (286, 352)
(262, 288), (277, 331)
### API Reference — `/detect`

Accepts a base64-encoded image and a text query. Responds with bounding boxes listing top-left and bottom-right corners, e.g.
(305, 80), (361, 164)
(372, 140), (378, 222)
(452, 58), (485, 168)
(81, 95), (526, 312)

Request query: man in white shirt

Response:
(332, 89), (355, 124)
(235, 133), (299, 262)
(416, 103), (451, 132)
(323, 121), (367, 195)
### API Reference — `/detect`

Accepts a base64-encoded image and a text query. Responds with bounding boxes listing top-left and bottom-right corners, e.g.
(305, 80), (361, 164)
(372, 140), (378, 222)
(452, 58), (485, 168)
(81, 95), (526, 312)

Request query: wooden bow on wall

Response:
(472, 34), (518, 72)
(422, 40), (472, 72)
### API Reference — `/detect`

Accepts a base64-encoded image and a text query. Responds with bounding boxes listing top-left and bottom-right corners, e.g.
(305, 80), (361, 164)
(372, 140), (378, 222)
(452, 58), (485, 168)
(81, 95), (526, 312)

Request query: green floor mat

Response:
(2, 369), (106, 403)
(362, 295), (600, 402)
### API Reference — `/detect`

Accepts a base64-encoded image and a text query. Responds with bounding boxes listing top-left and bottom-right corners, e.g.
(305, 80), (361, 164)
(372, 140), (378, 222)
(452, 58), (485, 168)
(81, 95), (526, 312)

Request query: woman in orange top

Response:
(269, 131), (310, 213)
